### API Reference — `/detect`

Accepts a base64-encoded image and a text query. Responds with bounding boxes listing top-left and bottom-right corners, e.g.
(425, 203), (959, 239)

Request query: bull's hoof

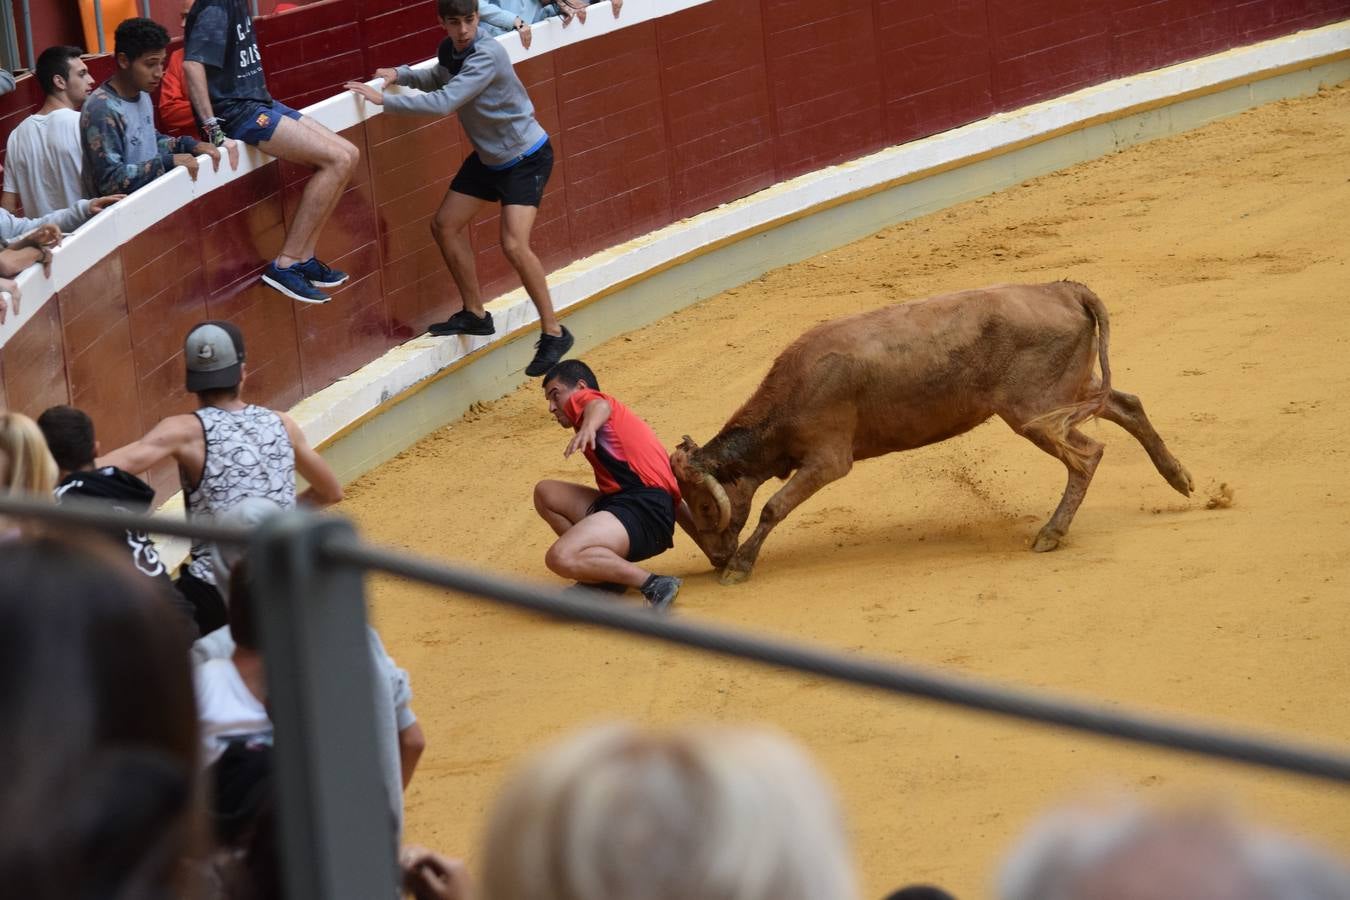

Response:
(1031, 528), (1062, 553)
(1167, 463), (1195, 497)
(719, 566), (752, 585)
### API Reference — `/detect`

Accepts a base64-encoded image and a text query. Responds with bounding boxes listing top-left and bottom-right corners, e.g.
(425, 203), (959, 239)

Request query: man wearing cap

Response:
(99, 320), (343, 635)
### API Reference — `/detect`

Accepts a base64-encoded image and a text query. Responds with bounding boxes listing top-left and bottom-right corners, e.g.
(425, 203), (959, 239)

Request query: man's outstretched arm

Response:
(96, 415), (199, 475)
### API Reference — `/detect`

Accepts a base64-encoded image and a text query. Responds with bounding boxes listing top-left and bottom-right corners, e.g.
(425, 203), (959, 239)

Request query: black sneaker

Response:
(428, 310), (495, 336)
(262, 262), (330, 304)
(639, 575), (681, 613)
(524, 325), (574, 377)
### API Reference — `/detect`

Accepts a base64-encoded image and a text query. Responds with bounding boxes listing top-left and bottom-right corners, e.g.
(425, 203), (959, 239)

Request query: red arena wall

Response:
(0, 0), (1344, 499)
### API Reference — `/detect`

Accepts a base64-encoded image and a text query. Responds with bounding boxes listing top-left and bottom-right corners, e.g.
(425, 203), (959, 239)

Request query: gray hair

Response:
(998, 804), (1350, 900)
(480, 723), (858, 900)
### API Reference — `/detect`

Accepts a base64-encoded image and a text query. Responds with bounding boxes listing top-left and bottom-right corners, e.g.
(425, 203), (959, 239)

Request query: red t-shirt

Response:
(563, 388), (680, 500)
(157, 50), (197, 136)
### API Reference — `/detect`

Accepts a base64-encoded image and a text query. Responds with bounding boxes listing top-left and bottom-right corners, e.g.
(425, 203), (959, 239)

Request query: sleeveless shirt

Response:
(185, 405), (296, 583)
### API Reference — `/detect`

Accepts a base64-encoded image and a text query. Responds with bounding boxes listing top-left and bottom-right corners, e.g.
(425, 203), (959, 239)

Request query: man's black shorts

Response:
(177, 567), (227, 636)
(589, 487), (676, 564)
(451, 140), (553, 207)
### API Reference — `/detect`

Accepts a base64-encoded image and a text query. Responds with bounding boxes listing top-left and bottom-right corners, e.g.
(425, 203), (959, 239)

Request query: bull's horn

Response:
(703, 473), (731, 531)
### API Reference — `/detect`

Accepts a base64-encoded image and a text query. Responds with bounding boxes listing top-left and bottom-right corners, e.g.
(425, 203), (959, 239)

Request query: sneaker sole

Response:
(524, 333), (576, 376)
(306, 276), (349, 288)
(262, 273), (330, 305)
(428, 326), (496, 337)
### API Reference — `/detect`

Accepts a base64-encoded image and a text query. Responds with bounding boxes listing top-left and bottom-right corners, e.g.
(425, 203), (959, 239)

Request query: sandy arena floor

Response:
(342, 82), (1350, 897)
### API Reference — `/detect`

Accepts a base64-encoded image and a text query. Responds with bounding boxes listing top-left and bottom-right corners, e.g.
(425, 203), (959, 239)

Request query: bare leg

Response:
(1101, 389), (1193, 496)
(431, 189), (486, 316)
(257, 116), (359, 266)
(500, 204), (560, 336)
(544, 511), (651, 588)
(533, 480), (599, 536)
(1018, 424), (1104, 552)
(293, 117), (357, 261)
(722, 452), (853, 585)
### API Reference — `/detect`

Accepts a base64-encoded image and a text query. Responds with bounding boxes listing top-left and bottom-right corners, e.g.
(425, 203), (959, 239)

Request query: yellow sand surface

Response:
(342, 82), (1350, 898)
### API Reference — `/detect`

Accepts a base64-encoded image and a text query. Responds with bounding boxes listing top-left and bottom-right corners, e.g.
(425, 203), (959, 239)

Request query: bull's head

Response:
(670, 435), (756, 570)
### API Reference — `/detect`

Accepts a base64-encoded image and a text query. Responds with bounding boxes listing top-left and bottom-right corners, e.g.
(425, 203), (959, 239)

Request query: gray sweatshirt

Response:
(386, 37), (547, 168)
(0, 199), (93, 246)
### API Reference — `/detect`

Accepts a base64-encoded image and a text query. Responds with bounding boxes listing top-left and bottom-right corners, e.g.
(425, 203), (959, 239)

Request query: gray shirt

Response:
(0, 199), (92, 245)
(386, 37), (547, 168)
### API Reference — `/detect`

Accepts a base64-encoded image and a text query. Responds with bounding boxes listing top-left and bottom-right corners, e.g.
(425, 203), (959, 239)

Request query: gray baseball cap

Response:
(184, 321), (245, 392)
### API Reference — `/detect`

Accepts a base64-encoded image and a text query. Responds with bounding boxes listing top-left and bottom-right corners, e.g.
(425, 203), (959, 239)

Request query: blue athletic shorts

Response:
(220, 99), (302, 145)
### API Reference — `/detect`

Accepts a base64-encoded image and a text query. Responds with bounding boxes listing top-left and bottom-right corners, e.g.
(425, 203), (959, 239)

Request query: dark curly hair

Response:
(113, 17), (170, 62)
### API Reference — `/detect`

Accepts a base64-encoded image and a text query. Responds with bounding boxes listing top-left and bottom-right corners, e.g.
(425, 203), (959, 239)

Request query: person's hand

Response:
(401, 847), (471, 900)
(514, 19), (533, 49)
(23, 222), (62, 249)
(559, 0), (587, 26)
(611, 0), (622, 15)
(225, 139), (240, 171)
(565, 421), (599, 458)
(0, 276), (18, 324)
(346, 81), (384, 105)
(90, 194), (125, 214)
(173, 153), (200, 180)
(373, 67), (398, 86)
(197, 142), (223, 172)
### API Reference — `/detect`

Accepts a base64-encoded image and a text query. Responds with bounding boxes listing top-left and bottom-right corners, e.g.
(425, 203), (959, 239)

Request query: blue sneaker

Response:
(294, 256), (349, 288)
(262, 262), (330, 304)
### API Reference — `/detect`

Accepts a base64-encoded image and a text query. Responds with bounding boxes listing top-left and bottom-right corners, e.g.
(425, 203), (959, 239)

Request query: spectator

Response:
(184, 0), (358, 305)
(195, 551), (426, 837)
(0, 198), (122, 266)
(0, 70), (13, 95)
(81, 17), (229, 198)
(97, 320), (343, 635)
(532, 359), (683, 609)
(0, 411), (58, 540)
(433, 723), (858, 900)
(0, 275), (18, 323)
(476, 0), (537, 48)
(156, 0), (198, 136)
(345, 0), (575, 377)
(0, 536), (202, 900)
(37, 404), (181, 602)
(2, 46), (94, 217)
(998, 804), (1350, 900)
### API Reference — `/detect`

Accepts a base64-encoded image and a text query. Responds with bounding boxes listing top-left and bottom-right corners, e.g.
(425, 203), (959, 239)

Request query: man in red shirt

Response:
(535, 360), (682, 611)
(157, 0), (197, 135)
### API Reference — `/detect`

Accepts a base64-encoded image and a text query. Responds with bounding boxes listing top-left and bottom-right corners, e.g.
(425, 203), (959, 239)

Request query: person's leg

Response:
(432, 188), (488, 317)
(257, 115), (359, 267)
(544, 510), (651, 588)
(292, 116), (360, 262)
(500, 203), (560, 336)
(533, 479), (600, 536)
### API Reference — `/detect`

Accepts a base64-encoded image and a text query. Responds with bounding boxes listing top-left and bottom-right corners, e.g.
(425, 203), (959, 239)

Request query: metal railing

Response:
(3, 493), (1349, 900)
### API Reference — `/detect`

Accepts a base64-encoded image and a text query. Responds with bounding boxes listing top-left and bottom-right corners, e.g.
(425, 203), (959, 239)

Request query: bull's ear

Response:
(678, 434), (700, 452)
(669, 447), (694, 481)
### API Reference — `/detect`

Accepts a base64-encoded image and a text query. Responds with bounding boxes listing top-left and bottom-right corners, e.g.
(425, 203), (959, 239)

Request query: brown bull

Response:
(671, 281), (1193, 584)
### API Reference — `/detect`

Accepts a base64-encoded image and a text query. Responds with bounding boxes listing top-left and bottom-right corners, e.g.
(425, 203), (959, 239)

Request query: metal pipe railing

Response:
(17, 0), (31, 69)
(93, 0), (107, 54)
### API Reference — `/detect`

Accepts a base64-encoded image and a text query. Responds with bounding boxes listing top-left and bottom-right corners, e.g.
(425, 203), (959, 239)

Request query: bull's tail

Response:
(1020, 282), (1113, 474)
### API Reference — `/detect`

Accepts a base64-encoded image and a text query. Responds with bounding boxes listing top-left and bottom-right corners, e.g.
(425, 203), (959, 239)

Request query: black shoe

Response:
(524, 325), (574, 377)
(428, 309), (495, 336)
(639, 575), (681, 613)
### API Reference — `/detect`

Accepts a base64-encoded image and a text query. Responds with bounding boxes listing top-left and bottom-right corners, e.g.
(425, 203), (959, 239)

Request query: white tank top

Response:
(185, 404), (296, 583)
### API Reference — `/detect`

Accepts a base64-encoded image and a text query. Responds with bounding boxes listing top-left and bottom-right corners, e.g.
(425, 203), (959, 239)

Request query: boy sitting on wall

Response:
(345, 0), (574, 378)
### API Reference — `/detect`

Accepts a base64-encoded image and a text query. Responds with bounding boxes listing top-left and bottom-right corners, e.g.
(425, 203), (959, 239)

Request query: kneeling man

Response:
(535, 360), (682, 611)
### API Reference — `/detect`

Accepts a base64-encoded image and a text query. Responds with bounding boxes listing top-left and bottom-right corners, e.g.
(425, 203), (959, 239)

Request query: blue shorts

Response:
(219, 99), (302, 145)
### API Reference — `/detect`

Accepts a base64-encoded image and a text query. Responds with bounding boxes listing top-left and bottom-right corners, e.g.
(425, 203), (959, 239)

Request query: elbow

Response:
(324, 482), (345, 505)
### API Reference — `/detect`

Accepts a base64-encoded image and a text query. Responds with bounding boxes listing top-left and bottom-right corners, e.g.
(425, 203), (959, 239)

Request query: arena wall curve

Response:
(0, 0), (1346, 517)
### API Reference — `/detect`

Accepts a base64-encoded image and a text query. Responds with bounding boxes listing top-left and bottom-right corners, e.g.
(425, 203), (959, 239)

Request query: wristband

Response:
(203, 118), (227, 147)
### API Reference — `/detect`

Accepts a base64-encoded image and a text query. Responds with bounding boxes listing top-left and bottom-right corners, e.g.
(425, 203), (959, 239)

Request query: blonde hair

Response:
(480, 723), (858, 900)
(0, 413), (58, 533)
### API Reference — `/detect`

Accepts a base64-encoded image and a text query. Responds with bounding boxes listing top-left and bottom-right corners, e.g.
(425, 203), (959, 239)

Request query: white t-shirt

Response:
(194, 657), (271, 767)
(2, 108), (84, 218)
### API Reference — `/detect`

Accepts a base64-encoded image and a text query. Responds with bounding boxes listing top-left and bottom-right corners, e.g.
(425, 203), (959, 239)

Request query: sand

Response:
(341, 81), (1350, 897)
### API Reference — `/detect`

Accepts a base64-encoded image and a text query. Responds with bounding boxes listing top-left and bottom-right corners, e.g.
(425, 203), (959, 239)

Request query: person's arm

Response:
(182, 60), (218, 134)
(278, 411), (343, 507)
(83, 99), (172, 196)
(0, 191), (20, 215)
(380, 51), (496, 117)
(0, 276), (18, 324)
(0, 70), (14, 96)
(398, 722), (426, 789)
(565, 396), (611, 458)
(96, 415), (199, 476)
(401, 848), (471, 900)
(675, 498), (700, 540)
(0, 245), (45, 277)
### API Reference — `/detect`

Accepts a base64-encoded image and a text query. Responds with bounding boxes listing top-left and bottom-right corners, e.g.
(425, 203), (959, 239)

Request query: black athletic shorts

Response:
(177, 567), (228, 637)
(589, 487), (676, 564)
(450, 139), (553, 207)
